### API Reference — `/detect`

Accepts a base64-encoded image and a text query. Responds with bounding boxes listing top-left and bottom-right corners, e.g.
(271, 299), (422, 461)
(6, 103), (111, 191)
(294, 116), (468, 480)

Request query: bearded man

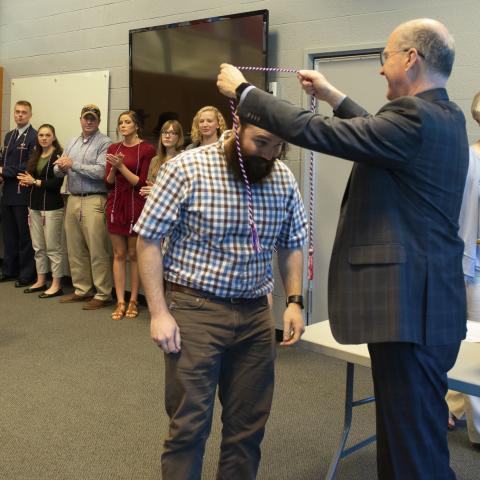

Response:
(135, 122), (307, 480)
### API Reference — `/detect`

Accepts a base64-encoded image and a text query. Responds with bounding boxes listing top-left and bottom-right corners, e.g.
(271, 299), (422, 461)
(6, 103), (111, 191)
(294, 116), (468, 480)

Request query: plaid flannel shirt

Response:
(134, 139), (307, 298)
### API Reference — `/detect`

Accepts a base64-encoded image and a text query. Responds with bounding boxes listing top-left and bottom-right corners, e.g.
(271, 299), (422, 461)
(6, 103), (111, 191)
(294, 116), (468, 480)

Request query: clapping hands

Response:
(106, 152), (125, 169)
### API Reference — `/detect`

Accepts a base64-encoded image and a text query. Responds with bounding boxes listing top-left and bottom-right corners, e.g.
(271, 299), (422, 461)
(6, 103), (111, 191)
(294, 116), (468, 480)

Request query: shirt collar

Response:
(17, 123), (31, 137)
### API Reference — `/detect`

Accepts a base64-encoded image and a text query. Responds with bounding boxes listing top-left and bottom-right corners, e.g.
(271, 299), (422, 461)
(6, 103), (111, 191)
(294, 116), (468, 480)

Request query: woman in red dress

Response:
(105, 111), (155, 320)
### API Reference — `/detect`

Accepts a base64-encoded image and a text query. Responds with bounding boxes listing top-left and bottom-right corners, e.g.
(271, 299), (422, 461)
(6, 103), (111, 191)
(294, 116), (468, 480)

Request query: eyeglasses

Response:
(380, 48), (425, 66)
(161, 130), (178, 136)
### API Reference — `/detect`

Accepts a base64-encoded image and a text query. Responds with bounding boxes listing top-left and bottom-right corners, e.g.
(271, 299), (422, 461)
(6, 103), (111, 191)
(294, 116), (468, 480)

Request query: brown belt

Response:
(167, 281), (266, 305)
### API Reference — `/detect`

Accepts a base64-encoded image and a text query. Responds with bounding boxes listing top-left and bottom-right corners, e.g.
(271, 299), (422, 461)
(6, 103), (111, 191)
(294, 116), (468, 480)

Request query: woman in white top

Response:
(446, 91), (480, 446)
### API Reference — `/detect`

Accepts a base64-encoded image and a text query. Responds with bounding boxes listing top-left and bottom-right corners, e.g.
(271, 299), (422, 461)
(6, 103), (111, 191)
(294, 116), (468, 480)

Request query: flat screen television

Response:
(129, 10), (269, 144)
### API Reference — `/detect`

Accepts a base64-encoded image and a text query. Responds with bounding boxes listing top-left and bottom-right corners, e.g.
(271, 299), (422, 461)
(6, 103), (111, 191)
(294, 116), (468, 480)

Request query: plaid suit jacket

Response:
(239, 88), (468, 345)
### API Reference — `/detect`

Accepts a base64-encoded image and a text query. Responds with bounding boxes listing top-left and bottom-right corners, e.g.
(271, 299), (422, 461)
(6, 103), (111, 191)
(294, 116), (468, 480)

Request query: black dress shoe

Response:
(24, 285), (48, 293)
(15, 280), (32, 288)
(0, 273), (15, 282)
(39, 289), (64, 299)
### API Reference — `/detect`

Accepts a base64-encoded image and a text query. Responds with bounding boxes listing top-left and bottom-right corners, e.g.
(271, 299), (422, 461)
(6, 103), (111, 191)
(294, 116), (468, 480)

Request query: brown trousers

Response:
(162, 289), (276, 480)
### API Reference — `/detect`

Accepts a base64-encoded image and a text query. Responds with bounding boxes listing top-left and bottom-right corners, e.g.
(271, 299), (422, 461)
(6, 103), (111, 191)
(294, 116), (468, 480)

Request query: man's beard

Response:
(225, 141), (275, 184)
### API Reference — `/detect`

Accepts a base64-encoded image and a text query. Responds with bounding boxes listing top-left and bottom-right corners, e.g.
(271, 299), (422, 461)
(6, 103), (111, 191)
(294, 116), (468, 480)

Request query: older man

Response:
(54, 105), (113, 309)
(218, 18), (468, 480)
(136, 122), (307, 479)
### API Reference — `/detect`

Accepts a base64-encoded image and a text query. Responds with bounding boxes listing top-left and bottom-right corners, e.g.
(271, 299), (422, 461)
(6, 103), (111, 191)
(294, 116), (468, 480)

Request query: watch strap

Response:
(286, 294), (304, 309)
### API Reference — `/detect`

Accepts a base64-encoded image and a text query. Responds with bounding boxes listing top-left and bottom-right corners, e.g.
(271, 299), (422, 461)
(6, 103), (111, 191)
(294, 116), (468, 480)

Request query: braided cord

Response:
(232, 66), (316, 279)
(229, 98), (261, 251)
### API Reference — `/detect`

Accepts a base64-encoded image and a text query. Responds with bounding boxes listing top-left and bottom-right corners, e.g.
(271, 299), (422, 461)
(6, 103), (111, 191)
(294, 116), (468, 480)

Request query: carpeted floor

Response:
(0, 281), (478, 479)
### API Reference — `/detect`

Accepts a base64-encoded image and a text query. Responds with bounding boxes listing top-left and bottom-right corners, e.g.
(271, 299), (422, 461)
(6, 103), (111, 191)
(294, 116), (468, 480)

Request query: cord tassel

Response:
(308, 252), (314, 281)
(251, 223), (261, 252)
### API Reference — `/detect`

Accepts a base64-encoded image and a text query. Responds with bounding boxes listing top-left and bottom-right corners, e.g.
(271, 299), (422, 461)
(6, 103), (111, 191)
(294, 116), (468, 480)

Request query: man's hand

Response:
(217, 63), (248, 98)
(151, 311), (181, 354)
(297, 70), (346, 108)
(280, 303), (305, 346)
(54, 156), (73, 172)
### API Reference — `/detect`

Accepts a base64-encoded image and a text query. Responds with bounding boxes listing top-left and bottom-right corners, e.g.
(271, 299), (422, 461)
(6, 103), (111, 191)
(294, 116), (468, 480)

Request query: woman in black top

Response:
(17, 124), (65, 298)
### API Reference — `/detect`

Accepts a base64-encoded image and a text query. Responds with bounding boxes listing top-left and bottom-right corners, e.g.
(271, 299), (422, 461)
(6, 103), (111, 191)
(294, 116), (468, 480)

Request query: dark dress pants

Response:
(162, 290), (275, 480)
(368, 341), (461, 480)
(1, 204), (35, 281)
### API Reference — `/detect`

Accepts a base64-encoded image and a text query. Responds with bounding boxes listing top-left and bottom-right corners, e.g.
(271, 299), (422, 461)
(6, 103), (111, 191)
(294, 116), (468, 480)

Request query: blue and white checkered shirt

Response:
(134, 138), (307, 298)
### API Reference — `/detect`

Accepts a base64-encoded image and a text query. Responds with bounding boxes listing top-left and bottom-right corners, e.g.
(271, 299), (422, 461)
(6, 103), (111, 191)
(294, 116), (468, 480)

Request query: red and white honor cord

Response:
(233, 66), (316, 280)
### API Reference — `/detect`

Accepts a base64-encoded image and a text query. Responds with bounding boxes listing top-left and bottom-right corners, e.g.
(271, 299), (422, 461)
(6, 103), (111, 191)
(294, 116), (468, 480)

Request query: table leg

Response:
(325, 362), (376, 480)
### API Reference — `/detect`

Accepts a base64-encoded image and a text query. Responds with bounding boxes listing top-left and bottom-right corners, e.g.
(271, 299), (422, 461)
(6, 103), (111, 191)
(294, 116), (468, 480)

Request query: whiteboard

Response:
(10, 70), (110, 147)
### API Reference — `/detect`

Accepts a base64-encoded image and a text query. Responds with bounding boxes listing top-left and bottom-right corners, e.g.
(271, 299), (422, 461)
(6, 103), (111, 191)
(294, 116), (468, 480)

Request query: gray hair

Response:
(472, 91), (480, 124)
(397, 19), (455, 78)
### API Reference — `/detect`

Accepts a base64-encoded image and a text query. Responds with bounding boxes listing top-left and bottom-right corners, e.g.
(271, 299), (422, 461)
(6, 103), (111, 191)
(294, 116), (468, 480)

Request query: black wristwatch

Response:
(286, 295), (304, 309)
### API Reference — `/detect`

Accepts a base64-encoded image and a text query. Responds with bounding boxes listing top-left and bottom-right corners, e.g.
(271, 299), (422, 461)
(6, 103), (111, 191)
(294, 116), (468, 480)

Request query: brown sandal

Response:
(125, 300), (139, 319)
(111, 302), (126, 320)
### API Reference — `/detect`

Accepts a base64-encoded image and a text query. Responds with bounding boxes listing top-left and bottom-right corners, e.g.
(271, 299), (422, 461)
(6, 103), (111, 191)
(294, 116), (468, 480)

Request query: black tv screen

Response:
(129, 10), (269, 143)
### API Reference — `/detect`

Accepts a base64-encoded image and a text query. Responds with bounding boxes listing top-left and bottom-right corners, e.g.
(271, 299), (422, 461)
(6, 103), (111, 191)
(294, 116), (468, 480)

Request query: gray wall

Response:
(1, 0), (478, 318)
(1, 0), (480, 175)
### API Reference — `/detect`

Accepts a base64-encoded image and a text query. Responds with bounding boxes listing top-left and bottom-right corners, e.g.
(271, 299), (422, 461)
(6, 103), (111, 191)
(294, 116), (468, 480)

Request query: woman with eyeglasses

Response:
(105, 110), (155, 320)
(17, 124), (65, 298)
(185, 106), (226, 150)
(140, 120), (184, 198)
(446, 92), (480, 447)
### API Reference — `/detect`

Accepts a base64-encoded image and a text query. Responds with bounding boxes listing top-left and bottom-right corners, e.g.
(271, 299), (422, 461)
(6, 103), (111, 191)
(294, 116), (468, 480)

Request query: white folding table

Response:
(300, 320), (480, 479)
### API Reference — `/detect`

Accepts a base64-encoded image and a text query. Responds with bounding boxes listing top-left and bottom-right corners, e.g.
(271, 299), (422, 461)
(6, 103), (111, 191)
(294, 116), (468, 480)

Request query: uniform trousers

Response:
(162, 288), (275, 480)
(368, 341), (460, 480)
(29, 208), (65, 278)
(1, 203), (35, 281)
(64, 194), (112, 300)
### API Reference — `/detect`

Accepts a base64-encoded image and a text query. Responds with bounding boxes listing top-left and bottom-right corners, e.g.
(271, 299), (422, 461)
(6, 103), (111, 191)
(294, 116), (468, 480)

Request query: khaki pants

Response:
(162, 288), (275, 480)
(29, 208), (65, 278)
(64, 195), (112, 300)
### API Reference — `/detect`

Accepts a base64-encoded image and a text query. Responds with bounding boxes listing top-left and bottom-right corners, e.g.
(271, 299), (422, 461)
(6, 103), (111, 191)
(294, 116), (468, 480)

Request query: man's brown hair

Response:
(15, 100), (32, 110)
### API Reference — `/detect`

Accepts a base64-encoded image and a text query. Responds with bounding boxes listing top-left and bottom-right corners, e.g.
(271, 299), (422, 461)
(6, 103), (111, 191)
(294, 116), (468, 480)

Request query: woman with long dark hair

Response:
(105, 110), (155, 320)
(17, 124), (65, 297)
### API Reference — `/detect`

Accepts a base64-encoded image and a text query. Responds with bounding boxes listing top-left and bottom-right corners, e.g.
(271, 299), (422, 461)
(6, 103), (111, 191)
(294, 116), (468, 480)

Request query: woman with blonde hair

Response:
(186, 106), (226, 150)
(140, 120), (184, 197)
